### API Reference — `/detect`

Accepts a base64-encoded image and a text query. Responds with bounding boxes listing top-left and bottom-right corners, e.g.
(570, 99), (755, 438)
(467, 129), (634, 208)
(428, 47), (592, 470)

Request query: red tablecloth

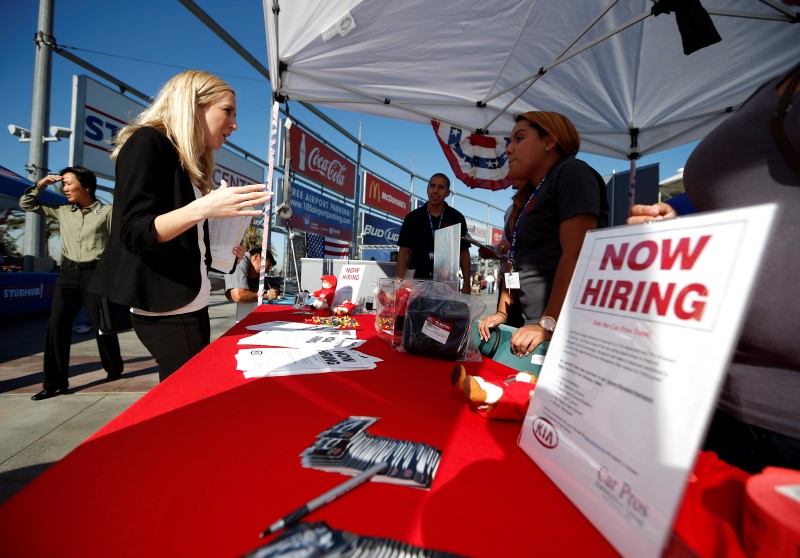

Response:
(0, 307), (751, 557)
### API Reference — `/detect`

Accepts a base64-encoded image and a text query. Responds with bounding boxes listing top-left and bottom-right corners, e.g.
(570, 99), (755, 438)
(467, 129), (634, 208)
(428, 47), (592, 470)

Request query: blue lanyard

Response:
(507, 176), (546, 271)
(427, 203), (446, 237)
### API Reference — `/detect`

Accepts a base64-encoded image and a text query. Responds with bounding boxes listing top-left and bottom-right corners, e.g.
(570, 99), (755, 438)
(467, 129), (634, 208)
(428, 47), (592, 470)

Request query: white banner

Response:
(70, 75), (263, 188)
(519, 204), (777, 557)
(465, 217), (488, 244)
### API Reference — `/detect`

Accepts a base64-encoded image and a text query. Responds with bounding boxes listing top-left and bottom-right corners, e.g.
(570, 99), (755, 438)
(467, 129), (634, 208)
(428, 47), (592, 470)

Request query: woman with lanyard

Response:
(477, 112), (608, 357)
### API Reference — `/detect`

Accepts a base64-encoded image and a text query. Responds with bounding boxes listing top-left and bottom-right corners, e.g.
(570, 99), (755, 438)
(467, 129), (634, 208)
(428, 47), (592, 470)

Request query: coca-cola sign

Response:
(290, 126), (355, 198)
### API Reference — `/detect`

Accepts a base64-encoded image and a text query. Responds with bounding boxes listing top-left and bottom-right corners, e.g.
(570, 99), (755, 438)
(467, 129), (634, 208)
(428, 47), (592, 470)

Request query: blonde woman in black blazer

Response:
(92, 70), (271, 380)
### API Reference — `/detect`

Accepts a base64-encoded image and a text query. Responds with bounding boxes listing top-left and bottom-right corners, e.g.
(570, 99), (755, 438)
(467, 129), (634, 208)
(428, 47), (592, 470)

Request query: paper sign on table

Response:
(519, 204), (777, 558)
(332, 264), (365, 308)
(237, 347), (378, 378)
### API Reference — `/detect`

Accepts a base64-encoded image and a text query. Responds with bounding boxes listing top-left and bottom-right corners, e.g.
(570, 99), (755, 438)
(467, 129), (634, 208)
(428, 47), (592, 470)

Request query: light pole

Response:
(21, 0), (55, 270)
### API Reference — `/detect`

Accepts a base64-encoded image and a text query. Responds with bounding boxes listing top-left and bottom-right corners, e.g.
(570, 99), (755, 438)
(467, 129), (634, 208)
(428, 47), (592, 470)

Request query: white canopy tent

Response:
(262, 0), (799, 165)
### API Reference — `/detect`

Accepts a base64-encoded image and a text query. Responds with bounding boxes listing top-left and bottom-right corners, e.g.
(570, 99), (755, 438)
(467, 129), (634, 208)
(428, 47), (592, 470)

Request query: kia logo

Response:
(532, 416), (558, 448)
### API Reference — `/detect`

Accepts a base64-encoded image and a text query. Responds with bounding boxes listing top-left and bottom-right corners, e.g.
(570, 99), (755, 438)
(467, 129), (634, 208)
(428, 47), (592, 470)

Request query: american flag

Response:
(306, 233), (350, 259)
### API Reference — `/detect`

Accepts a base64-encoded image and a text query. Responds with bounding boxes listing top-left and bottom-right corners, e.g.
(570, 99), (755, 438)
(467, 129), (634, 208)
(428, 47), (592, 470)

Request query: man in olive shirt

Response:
(20, 166), (123, 400)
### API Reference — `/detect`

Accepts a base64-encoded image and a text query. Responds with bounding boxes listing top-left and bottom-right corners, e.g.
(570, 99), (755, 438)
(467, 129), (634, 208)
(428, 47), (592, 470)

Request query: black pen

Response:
(259, 461), (389, 538)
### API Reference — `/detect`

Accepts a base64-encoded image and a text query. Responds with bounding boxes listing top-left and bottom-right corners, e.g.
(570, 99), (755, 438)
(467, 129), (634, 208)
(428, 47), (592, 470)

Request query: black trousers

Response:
(43, 264), (124, 389)
(130, 307), (210, 382)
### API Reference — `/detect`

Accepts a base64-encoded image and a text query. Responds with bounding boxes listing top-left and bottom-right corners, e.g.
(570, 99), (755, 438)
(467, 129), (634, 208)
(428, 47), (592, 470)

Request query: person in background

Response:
(0, 241), (9, 267)
(479, 179), (525, 327)
(90, 70), (271, 381)
(21, 167), (124, 400)
(628, 62), (800, 473)
(471, 271), (481, 295)
(478, 111), (608, 356)
(225, 247), (279, 321)
(485, 270), (495, 294)
(395, 173), (472, 294)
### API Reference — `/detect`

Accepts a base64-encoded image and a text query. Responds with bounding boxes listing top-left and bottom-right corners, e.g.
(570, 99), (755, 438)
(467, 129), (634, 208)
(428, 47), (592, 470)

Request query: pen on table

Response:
(259, 461), (389, 538)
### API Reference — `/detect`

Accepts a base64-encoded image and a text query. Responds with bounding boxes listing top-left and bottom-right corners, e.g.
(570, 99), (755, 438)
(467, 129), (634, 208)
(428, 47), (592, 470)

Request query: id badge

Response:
(505, 271), (520, 289)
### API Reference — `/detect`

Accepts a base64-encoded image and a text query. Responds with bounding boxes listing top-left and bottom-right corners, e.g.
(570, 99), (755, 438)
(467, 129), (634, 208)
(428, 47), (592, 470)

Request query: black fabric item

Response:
(130, 307), (210, 381)
(97, 295), (133, 333)
(651, 0), (721, 55)
(770, 64), (800, 176)
(402, 297), (471, 361)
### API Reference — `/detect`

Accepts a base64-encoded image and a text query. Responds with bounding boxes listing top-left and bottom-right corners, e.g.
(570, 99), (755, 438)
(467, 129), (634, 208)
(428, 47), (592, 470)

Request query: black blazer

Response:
(91, 126), (211, 312)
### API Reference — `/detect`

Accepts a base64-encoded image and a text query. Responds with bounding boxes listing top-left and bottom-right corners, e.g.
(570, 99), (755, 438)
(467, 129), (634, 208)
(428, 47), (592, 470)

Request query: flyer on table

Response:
(519, 204), (777, 557)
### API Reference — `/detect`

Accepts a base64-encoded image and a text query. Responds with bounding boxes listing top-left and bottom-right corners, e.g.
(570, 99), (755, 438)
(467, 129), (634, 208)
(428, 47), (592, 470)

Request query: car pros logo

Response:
(531, 416), (558, 448)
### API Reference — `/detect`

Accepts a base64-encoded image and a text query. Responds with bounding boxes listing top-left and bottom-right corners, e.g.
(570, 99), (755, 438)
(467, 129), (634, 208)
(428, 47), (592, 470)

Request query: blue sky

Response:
(1, 0), (695, 266)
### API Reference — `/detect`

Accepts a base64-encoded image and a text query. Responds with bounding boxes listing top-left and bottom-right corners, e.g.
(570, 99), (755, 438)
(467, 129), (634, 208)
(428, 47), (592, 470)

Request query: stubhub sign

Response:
(70, 75), (263, 187)
(362, 213), (401, 245)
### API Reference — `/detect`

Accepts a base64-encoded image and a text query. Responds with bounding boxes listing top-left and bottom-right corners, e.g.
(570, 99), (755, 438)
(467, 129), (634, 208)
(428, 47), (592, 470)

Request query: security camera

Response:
(7, 124), (31, 140)
(49, 126), (72, 139)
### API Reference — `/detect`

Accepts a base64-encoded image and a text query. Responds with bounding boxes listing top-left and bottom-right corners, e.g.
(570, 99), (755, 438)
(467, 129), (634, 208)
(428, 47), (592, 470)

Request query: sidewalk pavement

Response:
(0, 287), (500, 505)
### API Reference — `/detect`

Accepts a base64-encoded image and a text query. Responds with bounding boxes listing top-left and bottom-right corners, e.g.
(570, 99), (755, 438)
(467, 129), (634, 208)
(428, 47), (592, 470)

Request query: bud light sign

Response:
(362, 213), (401, 245)
(290, 126), (356, 198)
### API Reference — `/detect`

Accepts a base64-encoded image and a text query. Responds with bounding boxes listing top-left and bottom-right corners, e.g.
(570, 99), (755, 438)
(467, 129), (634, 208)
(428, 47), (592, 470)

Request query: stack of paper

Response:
(236, 348), (381, 378)
(236, 320), (380, 377)
(238, 328), (364, 351)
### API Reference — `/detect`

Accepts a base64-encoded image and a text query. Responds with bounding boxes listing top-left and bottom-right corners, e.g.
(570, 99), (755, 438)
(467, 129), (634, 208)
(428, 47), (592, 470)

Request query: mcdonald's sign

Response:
(362, 172), (411, 219)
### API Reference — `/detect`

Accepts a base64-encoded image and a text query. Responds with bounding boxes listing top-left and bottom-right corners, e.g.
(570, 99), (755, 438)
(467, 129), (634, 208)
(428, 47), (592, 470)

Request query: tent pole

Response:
(627, 127), (640, 218)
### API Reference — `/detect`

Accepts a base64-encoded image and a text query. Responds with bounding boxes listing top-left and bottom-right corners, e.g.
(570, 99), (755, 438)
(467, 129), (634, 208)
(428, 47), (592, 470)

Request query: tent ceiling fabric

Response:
(263, 0), (799, 160)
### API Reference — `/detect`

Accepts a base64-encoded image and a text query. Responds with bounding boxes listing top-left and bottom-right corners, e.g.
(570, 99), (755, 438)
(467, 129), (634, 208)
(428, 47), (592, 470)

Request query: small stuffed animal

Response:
(310, 275), (337, 311)
(451, 365), (538, 421)
(332, 299), (357, 316)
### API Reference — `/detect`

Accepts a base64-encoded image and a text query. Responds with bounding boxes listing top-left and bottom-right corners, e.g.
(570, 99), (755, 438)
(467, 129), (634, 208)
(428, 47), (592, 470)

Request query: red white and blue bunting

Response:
(432, 120), (512, 191)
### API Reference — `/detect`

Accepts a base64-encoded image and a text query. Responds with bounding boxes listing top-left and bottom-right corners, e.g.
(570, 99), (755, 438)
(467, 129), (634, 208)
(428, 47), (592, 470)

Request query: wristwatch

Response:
(538, 315), (557, 332)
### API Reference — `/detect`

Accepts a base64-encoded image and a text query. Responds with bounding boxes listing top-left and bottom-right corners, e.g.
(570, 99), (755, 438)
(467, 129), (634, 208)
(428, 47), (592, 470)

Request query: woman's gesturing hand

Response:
(196, 180), (273, 219)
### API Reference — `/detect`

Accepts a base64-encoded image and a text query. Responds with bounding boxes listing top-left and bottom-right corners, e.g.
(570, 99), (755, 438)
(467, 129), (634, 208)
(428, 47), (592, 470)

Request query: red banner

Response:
(491, 226), (504, 246)
(290, 126), (355, 198)
(362, 172), (411, 219)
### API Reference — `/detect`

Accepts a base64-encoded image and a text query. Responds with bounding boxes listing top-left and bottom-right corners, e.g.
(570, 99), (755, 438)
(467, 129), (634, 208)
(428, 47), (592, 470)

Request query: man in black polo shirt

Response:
(396, 173), (471, 294)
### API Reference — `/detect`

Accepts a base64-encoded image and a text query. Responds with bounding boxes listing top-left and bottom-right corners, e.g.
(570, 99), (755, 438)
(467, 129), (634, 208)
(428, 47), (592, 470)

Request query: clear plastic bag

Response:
(399, 280), (486, 361)
(374, 278), (423, 346)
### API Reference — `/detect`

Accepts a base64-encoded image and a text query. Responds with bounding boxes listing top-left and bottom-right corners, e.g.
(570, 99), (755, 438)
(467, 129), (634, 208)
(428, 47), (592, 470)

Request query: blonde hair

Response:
(111, 70), (235, 193)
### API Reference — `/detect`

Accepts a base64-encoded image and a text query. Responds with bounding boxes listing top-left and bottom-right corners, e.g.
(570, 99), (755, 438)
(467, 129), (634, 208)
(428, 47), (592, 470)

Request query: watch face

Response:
(540, 316), (556, 332)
